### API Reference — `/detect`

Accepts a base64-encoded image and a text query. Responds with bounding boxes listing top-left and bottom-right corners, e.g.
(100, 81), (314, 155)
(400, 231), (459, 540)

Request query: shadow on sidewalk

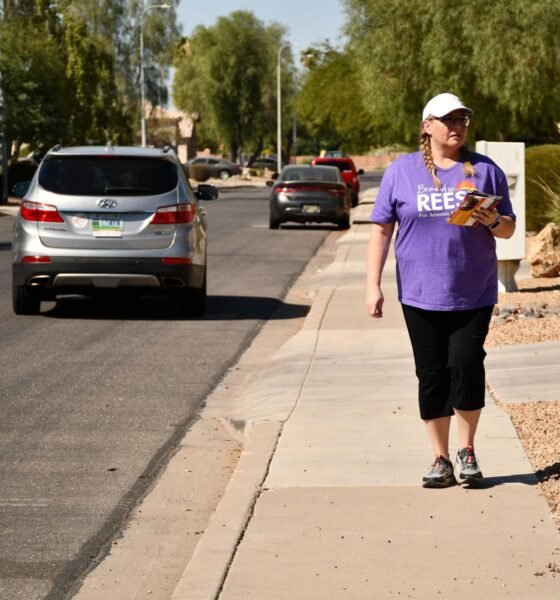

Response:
(537, 461), (560, 482)
(462, 472), (538, 489)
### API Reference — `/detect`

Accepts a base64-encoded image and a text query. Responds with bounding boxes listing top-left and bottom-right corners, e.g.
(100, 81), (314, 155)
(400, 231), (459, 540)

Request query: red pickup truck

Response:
(311, 156), (364, 207)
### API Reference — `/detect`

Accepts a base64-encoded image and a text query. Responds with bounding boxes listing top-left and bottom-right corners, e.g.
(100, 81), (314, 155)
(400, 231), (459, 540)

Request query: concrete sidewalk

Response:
(172, 191), (559, 599)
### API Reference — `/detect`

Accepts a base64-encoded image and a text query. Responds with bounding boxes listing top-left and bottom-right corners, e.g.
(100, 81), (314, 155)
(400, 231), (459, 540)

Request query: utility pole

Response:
(292, 111), (297, 163)
(0, 0), (8, 204)
(276, 44), (290, 173)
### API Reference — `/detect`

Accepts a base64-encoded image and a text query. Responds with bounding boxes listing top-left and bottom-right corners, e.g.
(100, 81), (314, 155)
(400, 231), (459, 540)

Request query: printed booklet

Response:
(448, 191), (502, 227)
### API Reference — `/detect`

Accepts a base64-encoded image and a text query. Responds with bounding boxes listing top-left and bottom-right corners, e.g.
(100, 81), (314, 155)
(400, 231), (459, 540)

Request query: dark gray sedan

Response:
(268, 165), (351, 230)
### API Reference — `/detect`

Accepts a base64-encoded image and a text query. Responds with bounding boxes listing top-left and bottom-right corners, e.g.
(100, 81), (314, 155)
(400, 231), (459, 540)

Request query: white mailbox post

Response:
(475, 141), (526, 292)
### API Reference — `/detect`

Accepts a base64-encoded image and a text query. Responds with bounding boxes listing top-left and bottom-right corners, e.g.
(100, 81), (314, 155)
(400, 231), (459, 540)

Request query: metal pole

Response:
(276, 43), (291, 173)
(0, 0), (8, 204)
(140, 13), (146, 146)
(293, 111), (297, 163)
(140, 3), (170, 147)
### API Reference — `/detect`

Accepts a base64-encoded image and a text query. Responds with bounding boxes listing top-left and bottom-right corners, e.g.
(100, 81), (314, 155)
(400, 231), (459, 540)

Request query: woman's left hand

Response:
(472, 208), (516, 239)
(472, 207), (499, 227)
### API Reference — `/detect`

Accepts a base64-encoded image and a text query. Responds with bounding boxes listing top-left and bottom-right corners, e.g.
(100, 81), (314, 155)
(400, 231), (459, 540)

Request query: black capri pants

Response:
(401, 304), (494, 420)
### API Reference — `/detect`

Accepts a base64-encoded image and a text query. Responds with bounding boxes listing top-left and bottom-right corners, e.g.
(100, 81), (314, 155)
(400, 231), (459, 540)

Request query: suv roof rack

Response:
(49, 144), (63, 153)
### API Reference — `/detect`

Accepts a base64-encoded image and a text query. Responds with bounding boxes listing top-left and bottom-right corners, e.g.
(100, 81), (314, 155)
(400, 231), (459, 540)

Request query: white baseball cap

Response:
(422, 93), (473, 120)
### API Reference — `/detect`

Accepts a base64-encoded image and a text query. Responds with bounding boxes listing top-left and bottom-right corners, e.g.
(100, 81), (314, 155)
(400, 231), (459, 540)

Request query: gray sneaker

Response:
(422, 456), (457, 488)
(456, 446), (483, 481)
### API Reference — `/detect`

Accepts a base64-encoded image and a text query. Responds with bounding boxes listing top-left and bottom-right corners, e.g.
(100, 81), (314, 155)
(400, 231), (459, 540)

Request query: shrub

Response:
(7, 160), (38, 189)
(525, 145), (560, 231)
(187, 164), (211, 182)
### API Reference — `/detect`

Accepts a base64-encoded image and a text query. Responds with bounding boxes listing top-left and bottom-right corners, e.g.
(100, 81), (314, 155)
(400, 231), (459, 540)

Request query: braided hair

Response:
(420, 128), (475, 190)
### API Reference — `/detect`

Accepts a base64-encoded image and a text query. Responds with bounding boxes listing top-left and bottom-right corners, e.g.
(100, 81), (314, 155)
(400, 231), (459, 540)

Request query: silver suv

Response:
(12, 144), (215, 316)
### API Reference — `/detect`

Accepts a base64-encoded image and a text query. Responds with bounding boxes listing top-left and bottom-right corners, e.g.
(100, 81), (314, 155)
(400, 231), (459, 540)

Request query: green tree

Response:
(0, 12), (68, 159)
(63, 14), (131, 144)
(129, 0), (181, 113)
(343, 0), (560, 146)
(297, 42), (375, 153)
(0, 0), (181, 157)
(172, 10), (295, 161)
(59, 0), (181, 142)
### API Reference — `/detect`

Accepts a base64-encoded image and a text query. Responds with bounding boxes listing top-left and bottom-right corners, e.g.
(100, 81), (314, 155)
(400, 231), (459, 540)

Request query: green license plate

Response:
(92, 216), (123, 236)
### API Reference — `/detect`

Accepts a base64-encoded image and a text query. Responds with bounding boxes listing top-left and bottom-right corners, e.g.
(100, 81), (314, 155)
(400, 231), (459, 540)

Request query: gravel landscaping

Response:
(486, 268), (560, 529)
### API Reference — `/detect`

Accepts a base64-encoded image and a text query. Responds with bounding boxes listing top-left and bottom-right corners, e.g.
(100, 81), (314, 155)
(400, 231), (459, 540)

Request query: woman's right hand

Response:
(366, 286), (384, 318)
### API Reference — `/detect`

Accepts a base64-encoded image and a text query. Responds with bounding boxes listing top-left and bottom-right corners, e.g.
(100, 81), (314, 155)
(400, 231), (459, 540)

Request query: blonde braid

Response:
(420, 131), (442, 190)
(419, 130), (477, 189)
(461, 146), (476, 178)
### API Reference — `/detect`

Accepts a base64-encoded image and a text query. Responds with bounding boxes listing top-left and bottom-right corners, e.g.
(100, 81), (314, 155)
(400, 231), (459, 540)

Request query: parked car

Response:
(268, 165), (351, 230)
(252, 156), (278, 171)
(12, 144), (216, 316)
(323, 151), (347, 158)
(311, 156), (364, 207)
(184, 156), (242, 180)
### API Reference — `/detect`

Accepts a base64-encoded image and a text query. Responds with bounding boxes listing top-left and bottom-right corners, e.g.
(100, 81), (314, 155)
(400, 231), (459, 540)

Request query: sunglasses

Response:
(433, 115), (471, 128)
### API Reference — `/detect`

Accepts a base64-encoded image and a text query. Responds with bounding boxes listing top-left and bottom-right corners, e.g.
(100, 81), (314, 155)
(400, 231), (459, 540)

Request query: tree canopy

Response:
(0, 0), (180, 160)
(3, 0), (560, 164)
(296, 42), (375, 154)
(342, 0), (560, 146)
(172, 10), (295, 161)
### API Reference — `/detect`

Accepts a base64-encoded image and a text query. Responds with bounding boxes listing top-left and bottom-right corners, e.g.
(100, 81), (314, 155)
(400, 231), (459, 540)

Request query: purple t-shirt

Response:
(371, 151), (516, 311)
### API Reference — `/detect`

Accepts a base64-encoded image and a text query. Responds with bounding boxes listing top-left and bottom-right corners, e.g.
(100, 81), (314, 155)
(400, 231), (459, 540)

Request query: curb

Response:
(0, 205), (19, 217)
(170, 421), (281, 600)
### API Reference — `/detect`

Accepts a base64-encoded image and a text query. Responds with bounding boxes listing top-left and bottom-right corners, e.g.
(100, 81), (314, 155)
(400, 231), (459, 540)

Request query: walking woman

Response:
(366, 93), (516, 488)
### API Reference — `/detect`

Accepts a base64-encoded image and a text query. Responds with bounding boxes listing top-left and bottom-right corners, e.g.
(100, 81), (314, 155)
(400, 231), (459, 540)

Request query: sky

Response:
(175, 0), (347, 51)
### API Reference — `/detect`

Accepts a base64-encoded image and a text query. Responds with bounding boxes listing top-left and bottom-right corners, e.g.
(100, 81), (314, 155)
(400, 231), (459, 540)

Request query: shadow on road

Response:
(40, 294), (310, 321)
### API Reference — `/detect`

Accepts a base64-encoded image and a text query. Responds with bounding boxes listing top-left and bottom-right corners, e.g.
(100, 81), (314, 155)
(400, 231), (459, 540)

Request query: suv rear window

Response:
(316, 160), (352, 172)
(38, 156), (179, 196)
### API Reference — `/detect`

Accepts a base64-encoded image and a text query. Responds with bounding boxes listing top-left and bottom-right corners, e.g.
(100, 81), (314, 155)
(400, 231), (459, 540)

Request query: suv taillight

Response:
(21, 201), (64, 223)
(151, 203), (195, 224)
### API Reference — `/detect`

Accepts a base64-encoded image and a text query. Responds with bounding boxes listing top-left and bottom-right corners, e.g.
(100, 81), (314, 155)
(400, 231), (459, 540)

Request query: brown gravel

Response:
(505, 401), (560, 528)
(486, 276), (560, 348)
(485, 265), (560, 530)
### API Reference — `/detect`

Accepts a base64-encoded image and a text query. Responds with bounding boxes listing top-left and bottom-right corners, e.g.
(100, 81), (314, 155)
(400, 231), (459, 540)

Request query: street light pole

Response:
(140, 2), (170, 147)
(0, 0), (8, 204)
(276, 43), (291, 173)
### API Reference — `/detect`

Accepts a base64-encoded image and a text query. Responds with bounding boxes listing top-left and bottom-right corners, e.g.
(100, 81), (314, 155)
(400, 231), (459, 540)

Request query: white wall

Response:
(475, 141), (526, 261)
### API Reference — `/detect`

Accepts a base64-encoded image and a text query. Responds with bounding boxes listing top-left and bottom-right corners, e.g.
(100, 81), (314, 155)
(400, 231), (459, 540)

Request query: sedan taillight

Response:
(326, 187), (347, 196)
(21, 201), (64, 223)
(151, 203), (195, 224)
(274, 185), (345, 195)
(274, 185), (296, 194)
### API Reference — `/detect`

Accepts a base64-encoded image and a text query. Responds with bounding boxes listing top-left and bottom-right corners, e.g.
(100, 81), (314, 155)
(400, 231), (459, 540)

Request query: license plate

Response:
(91, 216), (123, 236)
(302, 204), (320, 214)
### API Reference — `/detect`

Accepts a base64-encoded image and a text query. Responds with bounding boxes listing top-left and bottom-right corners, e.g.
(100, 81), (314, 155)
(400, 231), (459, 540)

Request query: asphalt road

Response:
(0, 186), (337, 600)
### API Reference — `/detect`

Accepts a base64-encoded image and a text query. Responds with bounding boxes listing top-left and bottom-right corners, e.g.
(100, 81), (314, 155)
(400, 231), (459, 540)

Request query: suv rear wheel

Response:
(189, 270), (207, 317)
(175, 266), (207, 318)
(13, 285), (41, 315)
